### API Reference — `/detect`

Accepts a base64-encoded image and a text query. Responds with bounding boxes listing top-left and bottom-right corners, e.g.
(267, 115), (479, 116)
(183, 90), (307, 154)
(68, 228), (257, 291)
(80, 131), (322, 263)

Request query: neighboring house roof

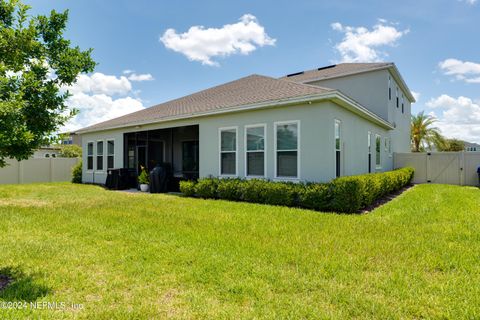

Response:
(282, 62), (416, 103)
(76, 73), (394, 134)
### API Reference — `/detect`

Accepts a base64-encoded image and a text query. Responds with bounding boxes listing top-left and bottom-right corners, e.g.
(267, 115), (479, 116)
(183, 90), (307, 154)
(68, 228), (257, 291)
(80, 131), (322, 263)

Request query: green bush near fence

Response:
(71, 160), (82, 184)
(179, 167), (414, 213)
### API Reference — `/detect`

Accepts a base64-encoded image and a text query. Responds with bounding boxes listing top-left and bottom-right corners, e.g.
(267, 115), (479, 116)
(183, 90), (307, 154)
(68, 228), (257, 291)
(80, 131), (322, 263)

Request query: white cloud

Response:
(122, 69), (155, 81)
(66, 72), (132, 96)
(60, 72), (145, 132)
(160, 14), (276, 66)
(460, 0), (477, 4)
(438, 58), (480, 83)
(127, 73), (154, 82)
(411, 91), (421, 102)
(331, 20), (409, 62)
(425, 94), (480, 143)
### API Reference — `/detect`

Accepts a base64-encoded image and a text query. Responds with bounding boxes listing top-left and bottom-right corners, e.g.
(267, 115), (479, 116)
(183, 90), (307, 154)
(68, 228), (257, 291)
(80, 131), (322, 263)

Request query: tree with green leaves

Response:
(58, 144), (82, 158)
(439, 138), (465, 152)
(411, 111), (446, 152)
(0, 0), (95, 167)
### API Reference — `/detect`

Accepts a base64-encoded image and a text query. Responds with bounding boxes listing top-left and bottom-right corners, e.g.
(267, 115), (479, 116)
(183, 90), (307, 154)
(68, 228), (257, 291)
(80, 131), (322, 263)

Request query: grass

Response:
(0, 183), (479, 319)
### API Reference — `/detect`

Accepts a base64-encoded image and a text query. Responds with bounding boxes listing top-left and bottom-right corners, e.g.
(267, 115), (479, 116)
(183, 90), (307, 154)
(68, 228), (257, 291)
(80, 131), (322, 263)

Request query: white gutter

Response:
(76, 91), (393, 134)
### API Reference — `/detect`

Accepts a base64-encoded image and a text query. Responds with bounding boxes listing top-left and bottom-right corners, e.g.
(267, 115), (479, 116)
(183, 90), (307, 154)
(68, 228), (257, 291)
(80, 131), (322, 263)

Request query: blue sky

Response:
(27, 0), (480, 142)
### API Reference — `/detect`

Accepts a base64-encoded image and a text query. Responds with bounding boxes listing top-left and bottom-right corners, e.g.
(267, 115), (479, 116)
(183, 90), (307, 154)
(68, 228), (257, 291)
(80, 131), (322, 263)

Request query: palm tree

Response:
(411, 111), (446, 152)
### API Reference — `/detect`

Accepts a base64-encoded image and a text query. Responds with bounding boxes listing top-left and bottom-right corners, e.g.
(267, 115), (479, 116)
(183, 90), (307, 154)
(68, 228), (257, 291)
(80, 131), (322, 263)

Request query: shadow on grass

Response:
(0, 266), (50, 302)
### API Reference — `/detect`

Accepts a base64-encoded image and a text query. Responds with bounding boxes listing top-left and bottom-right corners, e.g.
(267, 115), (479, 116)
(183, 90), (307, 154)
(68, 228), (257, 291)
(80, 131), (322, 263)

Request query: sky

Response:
(26, 0), (480, 143)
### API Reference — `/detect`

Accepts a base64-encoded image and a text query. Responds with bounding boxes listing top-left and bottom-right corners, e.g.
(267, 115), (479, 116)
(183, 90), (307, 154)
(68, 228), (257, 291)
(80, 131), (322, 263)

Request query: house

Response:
(59, 132), (82, 146)
(33, 147), (61, 158)
(76, 63), (415, 189)
(464, 141), (480, 152)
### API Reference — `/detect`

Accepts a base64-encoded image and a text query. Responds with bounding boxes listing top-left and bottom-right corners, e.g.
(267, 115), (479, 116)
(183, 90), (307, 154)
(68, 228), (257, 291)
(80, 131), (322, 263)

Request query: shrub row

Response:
(179, 167), (414, 213)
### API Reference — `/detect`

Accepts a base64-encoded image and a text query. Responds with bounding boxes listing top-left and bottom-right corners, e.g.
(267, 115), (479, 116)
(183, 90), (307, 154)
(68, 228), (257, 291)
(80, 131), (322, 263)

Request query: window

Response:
(107, 140), (115, 169)
(334, 120), (341, 177)
(219, 128), (237, 175)
(401, 94), (405, 114)
(396, 87), (399, 108)
(45, 154), (50, 158)
(375, 135), (381, 169)
(245, 125), (265, 177)
(96, 141), (104, 171)
(275, 121), (299, 178)
(384, 137), (388, 152)
(388, 76), (391, 100)
(52, 154), (56, 158)
(368, 131), (372, 173)
(87, 142), (93, 170)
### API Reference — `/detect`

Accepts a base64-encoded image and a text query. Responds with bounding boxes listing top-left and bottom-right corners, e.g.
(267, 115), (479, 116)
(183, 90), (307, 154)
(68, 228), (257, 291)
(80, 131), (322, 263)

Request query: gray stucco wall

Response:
(81, 100), (394, 184)
(308, 69), (412, 153)
(199, 101), (391, 182)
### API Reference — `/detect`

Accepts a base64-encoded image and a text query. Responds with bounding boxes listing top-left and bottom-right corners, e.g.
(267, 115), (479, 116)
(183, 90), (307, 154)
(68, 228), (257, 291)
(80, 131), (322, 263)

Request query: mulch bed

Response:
(0, 274), (12, 292)
(360, 184), (414, 214)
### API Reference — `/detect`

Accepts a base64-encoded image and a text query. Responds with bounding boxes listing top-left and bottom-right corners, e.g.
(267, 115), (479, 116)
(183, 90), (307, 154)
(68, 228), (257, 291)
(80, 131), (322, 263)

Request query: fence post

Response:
(426, 152), (431, 183)
(49, 158), (53, 182)
(18, 161), (22, 184)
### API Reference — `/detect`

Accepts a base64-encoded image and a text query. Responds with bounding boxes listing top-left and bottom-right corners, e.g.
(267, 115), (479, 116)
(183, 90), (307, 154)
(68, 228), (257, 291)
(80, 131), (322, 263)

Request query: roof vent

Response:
(317, 64), (337, 71)
(286, 71), (304, 77)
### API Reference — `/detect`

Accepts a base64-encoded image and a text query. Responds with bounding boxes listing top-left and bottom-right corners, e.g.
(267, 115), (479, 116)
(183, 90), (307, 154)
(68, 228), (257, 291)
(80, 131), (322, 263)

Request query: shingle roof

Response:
(76, 74), (333, 133)
(281, 63), (393, 83)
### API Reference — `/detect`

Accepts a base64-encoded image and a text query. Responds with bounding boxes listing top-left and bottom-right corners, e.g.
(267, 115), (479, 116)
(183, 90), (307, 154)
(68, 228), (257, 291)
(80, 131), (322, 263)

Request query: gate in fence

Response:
(394, 152), (480, 186)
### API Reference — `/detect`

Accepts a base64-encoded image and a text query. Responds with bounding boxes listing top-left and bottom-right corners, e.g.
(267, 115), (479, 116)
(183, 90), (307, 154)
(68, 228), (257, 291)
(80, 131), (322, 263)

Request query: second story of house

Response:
(281, 63), (415, 126)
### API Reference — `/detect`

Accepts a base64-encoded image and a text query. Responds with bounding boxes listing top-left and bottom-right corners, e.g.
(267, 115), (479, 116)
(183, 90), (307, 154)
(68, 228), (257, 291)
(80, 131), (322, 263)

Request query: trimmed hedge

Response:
(179, 167), (414, 213)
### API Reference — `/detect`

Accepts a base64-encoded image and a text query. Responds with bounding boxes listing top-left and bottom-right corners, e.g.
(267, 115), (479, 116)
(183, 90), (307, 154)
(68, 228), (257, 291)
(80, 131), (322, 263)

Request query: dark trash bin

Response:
(477, 166), (480, 187)
(149, 164), (170, 193)
(105, 168), (129, 190)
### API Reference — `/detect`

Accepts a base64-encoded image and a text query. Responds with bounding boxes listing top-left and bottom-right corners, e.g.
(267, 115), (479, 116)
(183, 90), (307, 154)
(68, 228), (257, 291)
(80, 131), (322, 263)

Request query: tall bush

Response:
(71, 160), (82, 184)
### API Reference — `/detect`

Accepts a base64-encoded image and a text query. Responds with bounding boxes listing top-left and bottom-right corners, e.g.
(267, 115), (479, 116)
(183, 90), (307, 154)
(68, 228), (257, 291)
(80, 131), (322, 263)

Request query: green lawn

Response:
(0, 183), (479, 319)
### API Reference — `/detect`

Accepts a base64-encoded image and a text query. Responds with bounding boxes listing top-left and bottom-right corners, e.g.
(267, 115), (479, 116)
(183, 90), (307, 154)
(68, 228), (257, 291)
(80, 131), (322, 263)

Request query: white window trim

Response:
(334, 119), (342, 178)
(274, 120), (300, 180)
(96, 139), (105, 173)
(388, 76), (391, 100)
(106, 139), (115, 170)
(218, 126), (238, 177)
(86, 141), (94, 172)
(375, 134), (382, 169)
(368, 131), (372, 172)
(244, 124), (266, 178)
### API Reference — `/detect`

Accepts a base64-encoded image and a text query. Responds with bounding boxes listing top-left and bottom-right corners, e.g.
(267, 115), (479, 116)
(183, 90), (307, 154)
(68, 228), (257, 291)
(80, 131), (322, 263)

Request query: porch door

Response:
(136, 145), (147, 174)
(182, 141), (199, 179)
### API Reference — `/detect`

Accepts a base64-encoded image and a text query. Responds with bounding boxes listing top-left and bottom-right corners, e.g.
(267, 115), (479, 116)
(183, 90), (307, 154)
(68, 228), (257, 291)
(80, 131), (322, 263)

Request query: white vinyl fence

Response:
(394, 152), (480, 186)
(0, 158), (79, 184)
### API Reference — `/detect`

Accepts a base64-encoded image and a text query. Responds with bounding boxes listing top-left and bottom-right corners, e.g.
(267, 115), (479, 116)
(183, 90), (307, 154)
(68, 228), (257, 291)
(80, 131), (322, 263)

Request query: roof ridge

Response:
(277, 76), (334, 92)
